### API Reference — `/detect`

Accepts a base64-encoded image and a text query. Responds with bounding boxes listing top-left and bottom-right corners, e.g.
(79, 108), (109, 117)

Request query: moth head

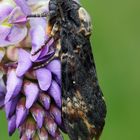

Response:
(78, 7), (92, 36)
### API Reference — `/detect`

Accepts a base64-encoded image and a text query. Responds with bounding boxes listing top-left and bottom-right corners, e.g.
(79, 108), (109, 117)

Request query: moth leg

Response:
(33, 39), (61, 70)
(31, 21), (60, 56)
(31, 37), (53, 56)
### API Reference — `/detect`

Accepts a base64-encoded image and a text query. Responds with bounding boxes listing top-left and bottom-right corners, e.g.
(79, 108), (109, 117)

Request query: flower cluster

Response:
(0, 0), (64, 139)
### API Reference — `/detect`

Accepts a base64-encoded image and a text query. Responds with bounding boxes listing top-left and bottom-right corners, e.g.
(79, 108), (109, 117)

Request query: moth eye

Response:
(49, 10), (57, 18)
(49, 3), (57, 10)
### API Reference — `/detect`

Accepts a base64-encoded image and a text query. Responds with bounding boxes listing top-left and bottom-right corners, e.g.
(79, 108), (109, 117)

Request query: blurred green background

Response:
(1, 0), (140, 139)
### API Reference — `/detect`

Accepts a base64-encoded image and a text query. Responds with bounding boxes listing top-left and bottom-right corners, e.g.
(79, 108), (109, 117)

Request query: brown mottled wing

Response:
(61, 29), (106, 140)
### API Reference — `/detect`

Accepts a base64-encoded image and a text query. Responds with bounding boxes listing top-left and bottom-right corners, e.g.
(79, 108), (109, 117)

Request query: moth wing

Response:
(61, 32), (106, 140)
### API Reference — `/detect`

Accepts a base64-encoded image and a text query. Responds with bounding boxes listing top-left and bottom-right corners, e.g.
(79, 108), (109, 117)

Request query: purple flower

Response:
(16, 97), (29, 128)
(5, 68), (23, 104)
(15, 0), (51, 62)
(23, 81), (39, 109)
(0, 74), (6, 108)
(0, 0), (63, 139)
(39, 92), (51, 110)
(14, 0), (31, 16)
(8, 115), (16, 136)
(0, 2), (28, 47)
(3, 49), (62, 136)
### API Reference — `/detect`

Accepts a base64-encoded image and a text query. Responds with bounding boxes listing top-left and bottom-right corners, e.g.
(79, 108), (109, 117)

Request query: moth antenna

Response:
(27, 12), (49, 18)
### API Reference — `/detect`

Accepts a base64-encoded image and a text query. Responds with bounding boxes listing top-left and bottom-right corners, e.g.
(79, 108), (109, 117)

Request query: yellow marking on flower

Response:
(2, 22), (12, 28)
(2, 19), (12, 28)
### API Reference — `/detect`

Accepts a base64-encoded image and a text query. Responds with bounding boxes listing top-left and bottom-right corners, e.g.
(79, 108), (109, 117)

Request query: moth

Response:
(29, 0), (107, 140)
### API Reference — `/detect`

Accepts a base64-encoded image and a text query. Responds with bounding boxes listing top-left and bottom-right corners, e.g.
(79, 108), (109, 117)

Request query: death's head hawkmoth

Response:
(28, 0), (107, 140)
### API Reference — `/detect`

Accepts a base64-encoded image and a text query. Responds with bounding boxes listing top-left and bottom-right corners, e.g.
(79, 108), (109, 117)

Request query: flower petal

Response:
(29, 17), (46, 29)
(20, 134), (28, 140)
(6, 46), (18, 61)
(50, 105), (62, 125)
(39, 92), (51, 110)
(0, 97), (4, 108)
(46, 59), (61, 83)
(26, 0), (49, 6)
(0, 76), (6, 96)
(5, 96), (19, 119)
(44, 113), (57, 137)
(23, 81), (39, 109)
(54, 130), (63, 140)
(14, 0), (31, 15)
(36, 68), (52, 91)
(30, 25), (46, 62)
(31, 104), (45, 128)
(48, 80), (61, 108)
(19, 123), (26, 138)
(16, 49), (32, 77)
(5, 69), (23, 103)
(5, 25), (27, 45)
(25, 117), (36, 139)
(38, 127), (48, 140)
(9, 7), (27, 24)
(0, 25), (11, 47)
(16, 97), (29, 128)
(0, 3), (13, 22)
(8, 115), (16, 136)
(0, 25), (27, 47)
